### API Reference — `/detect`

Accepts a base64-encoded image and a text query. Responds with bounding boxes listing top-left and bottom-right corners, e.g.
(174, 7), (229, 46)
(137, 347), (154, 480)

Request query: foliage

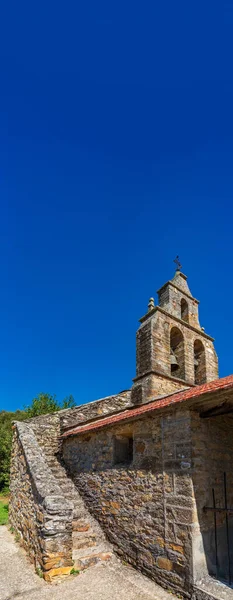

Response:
(0, 410), (26, 492)
(23, 393), (75, 418)
(70, 567), (80, 576)
(0, 495), (9, 525)
(0, 392), (76, 491)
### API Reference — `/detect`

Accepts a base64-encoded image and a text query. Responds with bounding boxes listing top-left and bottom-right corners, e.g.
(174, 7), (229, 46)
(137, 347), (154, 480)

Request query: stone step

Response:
(72, 544), (113, 571)
(72, 500), (88, 509)
(73, 542), (112, 560)
(72, 497), (85, 505)
(72, 531), (96, 550)
(49, 465), (68, 474)
(55, 481), (76, 492)
(46, 462), (65, 470)
(59, 484), (76, 494)
(52, 479), (76, 490)
(50, 475), (71, 484)
(73, 509), (89, 520)
(50, 470), (71, 479)
(42, 453), (114, 573)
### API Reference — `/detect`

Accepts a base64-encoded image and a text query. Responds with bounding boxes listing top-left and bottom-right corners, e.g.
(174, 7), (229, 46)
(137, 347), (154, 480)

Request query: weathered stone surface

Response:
(60, 391), (132, 433)
(72, 519), (90, 532)
(10, 412), (114, 580)
(9, 422), (73, 578)
(9, 268), (226, 600)
(0, 525), (179, 600)
(74, 551), (112, 571)
(132, 271), (218, 404)
(43, 566), (73, 582)
(62, 409), (194, 596)
(191, 411), (233, 585)
(156, 557), (173, 571)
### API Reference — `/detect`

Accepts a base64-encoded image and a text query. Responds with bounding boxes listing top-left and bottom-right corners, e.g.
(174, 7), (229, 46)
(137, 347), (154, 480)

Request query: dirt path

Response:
(0, 526), (177, 600)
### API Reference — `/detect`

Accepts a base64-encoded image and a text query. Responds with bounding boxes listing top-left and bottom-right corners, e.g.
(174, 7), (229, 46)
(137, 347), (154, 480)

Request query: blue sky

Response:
(1, 1), (233, 411)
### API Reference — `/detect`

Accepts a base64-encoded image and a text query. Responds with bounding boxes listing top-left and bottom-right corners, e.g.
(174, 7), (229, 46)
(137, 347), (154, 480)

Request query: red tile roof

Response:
(61, 375), (233, 439)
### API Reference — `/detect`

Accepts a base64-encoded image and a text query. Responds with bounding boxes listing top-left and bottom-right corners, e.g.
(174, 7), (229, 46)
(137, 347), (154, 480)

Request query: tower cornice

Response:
(157, 280), (199, 305)
(139, 305), (214, 342)
(132, 368), (196, 387)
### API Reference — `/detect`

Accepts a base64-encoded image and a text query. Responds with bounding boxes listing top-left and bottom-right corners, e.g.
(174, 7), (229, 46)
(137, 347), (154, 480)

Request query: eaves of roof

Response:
(61, 375), (233, 439)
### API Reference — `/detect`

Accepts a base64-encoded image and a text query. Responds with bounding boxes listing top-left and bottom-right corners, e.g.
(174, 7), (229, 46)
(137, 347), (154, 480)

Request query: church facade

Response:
(9, 268), (233, 599)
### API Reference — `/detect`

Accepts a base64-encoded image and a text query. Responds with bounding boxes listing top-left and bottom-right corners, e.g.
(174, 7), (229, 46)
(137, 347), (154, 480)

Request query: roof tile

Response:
(61, 375), (233, 439)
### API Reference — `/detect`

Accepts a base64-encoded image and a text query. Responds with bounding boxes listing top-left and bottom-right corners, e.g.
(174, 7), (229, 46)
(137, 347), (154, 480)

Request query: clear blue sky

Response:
(1, 1), (233, 411)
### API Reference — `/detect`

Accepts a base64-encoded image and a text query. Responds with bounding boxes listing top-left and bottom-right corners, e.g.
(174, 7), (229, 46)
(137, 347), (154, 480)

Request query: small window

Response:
(181, 298), (189, 323)
(114, 436), (133, 465)
(194, 339), (206, 384)
(170, 326), (185, 380)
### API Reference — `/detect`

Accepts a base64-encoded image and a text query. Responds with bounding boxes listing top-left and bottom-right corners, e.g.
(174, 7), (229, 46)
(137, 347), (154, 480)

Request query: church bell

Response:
(170, 349), (179, 372)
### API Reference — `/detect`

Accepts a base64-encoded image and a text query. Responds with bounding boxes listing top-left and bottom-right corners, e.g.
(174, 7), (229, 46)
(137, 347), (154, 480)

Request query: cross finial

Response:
(173, 255), (182, 271)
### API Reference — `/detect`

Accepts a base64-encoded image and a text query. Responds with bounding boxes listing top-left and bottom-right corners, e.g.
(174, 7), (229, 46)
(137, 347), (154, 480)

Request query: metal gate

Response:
(204, 472), (233, 585)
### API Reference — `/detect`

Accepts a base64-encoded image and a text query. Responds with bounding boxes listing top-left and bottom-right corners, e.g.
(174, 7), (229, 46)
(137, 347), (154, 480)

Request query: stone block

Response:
(44, 566), (72, 581)
(156, 557), (173, 571)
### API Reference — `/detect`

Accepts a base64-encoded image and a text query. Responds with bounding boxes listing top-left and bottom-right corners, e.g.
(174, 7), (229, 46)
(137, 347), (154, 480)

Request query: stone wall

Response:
(9, 421), (74, 581)
(8, 393), (133, 581)
(28, 411), (64, 455)
(62, 407), (195, 597)
(60, 390), (132, 433)
(158, 280), (200, 330)
(132, 306), (218, 405)
(131, 371), (186, 405)
(191, 412), (233, 584)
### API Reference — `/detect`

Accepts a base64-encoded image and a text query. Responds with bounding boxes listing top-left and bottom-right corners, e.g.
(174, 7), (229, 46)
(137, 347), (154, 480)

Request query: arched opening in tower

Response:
(194, 339), (206, 384)
(181, 298), (189, 323)
(170, 327), (185, 381)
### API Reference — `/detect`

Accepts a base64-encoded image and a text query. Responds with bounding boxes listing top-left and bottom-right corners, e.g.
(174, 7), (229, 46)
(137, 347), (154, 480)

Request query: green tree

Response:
(0, 393), (76, 491)
(0, 410), (26, 492)
(23, 392), (75, 418)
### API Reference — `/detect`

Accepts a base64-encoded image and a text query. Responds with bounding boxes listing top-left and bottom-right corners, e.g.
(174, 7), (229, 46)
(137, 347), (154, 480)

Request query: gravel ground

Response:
(0, 526), (177, 600)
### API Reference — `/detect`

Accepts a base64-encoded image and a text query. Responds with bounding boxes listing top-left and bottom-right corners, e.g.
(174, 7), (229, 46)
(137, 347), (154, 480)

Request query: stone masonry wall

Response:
(155, 309), (218, 384)
(133, 309), (218, 397)
(191, 412), (233, 584)
(62, 407), (195, 597)
(9, 422), (73, 581)
(60, 390), (132, 433)
(8, 393), (133, 580)
(28, 411), (63, 455)
(158, 282), (200, 330)
(131, 372), (186, 405)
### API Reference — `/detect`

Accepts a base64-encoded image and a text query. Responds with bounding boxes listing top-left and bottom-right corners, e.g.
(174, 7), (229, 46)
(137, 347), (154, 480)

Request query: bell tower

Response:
(131, 262), (218, 405)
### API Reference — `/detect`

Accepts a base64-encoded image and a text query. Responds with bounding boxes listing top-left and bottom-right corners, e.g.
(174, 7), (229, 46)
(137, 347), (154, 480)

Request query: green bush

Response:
(0, 410), (26, 491)
(70, 567), (80, 576)
(0, 500), (9, 525)
(35, 567), (43, 578)
(0, 393), (75, 492)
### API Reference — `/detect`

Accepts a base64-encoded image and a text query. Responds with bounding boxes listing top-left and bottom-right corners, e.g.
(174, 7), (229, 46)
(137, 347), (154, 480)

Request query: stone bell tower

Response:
(131, 262), (218, 405)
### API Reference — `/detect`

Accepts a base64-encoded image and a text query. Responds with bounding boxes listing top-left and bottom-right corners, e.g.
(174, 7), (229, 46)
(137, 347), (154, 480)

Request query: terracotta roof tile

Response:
(61, 375), (233, 439)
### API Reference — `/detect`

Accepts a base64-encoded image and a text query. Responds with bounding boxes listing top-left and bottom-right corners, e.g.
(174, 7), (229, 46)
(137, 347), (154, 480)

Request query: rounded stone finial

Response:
(148, 297), (155, 312)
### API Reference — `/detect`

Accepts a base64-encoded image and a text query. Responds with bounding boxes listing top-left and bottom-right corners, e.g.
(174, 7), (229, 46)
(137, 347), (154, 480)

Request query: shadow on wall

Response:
(62, 426), (163, 475)
(62, 413), (195, 598)
(191, 412), (233, 588)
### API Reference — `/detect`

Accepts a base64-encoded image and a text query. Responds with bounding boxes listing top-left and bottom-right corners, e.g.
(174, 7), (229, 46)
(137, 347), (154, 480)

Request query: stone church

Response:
(9, 267), (233, 599)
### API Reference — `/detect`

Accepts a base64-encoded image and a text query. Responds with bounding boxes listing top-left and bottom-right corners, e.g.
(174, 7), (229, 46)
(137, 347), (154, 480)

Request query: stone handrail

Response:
(9, 421), (74, 581)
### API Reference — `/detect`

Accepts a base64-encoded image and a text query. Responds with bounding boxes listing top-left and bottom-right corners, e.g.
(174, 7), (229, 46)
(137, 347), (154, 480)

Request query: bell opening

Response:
(170, 350), (179, 373)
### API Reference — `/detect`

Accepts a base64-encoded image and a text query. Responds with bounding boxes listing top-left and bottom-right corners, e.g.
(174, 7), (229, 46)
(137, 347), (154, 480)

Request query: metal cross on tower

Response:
(173, 255), (182, 271)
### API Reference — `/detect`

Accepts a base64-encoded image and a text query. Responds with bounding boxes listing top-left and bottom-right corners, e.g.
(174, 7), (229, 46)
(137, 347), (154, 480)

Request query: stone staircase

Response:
(44, 453), (113, 571)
